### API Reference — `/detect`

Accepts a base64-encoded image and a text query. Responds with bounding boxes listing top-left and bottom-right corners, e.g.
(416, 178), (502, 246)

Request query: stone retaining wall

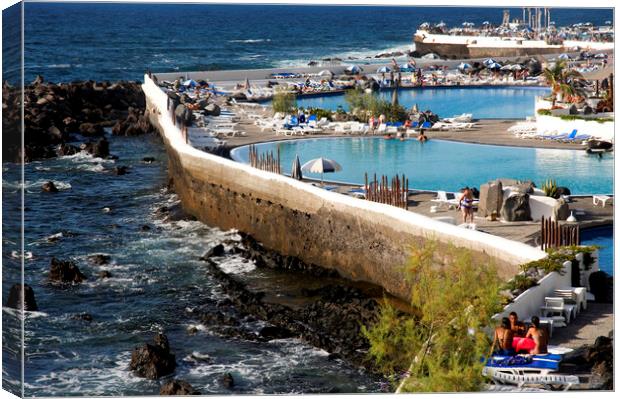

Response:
(142, 74), (546, 301)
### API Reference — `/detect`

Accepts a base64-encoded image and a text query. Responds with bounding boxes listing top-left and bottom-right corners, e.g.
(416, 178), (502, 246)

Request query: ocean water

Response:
(7, 3), (612, 84)
(289, 86), (550, 119)
(2, 133), (382, 396)
(232, 137), (614, 195)
(2, 2), (614, 396)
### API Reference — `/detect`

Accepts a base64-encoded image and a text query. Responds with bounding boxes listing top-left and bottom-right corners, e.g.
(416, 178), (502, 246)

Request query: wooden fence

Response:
(249, 144), (281, 174)
(540, 216), (580, 250)
(364, 173), (409, 209)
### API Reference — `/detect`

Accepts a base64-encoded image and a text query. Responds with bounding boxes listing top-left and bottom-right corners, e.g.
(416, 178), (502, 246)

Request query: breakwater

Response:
(143, 74), (546, 301)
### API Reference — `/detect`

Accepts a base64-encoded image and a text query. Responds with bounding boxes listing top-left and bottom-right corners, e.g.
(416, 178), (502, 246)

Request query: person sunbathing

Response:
(509, 311), (527, 337)
(492, 317), (515, 356)
(525, 316), (548, 355)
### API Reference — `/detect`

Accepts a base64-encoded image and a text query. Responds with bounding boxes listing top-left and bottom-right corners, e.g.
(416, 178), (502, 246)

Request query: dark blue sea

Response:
(2, 3), (614, 396)
(4, 3), (614, 84)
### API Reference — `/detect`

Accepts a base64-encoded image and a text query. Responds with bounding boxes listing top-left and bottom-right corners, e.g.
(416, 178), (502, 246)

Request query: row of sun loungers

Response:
(509, 123), (594, 143)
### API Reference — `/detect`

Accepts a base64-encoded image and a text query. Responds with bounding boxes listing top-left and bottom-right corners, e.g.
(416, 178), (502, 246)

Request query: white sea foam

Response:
(229, 39), (271, 43)
(275, 42), (414, 68)
(11, 250), (33, 260)
(216, 256), (256, 275)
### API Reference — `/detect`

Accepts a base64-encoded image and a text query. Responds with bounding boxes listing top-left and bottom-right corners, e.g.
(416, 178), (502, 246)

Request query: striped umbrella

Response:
(301, 157), (342, 185)
(291, 154), (303, 180)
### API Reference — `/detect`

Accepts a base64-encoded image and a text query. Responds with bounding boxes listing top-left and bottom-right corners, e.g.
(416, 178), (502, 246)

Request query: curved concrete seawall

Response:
(142, 74), (546, 301)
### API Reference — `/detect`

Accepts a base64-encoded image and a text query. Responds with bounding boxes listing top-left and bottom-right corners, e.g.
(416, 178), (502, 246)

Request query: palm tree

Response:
(542, 60), (584, 106)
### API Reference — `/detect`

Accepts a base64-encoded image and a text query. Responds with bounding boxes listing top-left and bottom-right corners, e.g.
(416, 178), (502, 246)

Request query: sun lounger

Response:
(348, 187), (366, 199)
(553, 287), (587, 313)
(483, 368), (579, 391)
(540, 297), (576, 324)
(593, 195), (611, 207)
(431, 191), (460, 209)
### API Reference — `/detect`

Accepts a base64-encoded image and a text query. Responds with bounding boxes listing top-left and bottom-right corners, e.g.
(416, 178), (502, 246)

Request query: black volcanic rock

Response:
(88, 254), (110, 265)
(221, 373), (234, 389)
(3, 79), (147, 162)
(5, 284), (39, 311)
(49, 257), (86, 284)
(41, 181), (58, 192)
(82, 137), (110, 158)
(130, 333), (176, 380)
(160, 380), (201, 395)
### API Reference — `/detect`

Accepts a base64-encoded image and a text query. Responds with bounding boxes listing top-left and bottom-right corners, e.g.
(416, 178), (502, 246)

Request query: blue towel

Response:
(486, 355), (560, 370)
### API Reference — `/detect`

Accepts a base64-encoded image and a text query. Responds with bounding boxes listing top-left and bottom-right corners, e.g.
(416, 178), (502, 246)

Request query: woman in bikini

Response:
(458, 187), (474, 224)
(492, 317), (515, 356)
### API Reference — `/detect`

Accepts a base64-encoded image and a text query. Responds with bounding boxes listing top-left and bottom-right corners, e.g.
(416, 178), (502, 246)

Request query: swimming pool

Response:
(231, 137), (613, 195)
(281, 86), (550, 119)
(581, 225), (614, 276)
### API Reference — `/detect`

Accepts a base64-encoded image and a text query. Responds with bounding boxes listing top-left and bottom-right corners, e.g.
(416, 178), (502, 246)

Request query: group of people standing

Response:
(493, 312), (549, 356)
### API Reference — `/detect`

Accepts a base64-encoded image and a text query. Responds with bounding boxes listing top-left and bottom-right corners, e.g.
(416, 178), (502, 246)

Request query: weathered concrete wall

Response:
(142, 74), (546, 301)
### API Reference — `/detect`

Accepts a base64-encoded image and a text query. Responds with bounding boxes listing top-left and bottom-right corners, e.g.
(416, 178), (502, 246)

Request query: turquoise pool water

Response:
(581, 225), (614, 276)
(232, 138), (613, 195)
(287, 86), (550, 119)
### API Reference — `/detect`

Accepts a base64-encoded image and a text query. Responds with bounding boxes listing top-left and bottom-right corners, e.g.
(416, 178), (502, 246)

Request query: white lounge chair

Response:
(483, 368), (580, 391)
(540, 297), (576, 324)
(431, 191), (460, 209)
(553, 287), (587, 312)
(593, 195), (611, 207)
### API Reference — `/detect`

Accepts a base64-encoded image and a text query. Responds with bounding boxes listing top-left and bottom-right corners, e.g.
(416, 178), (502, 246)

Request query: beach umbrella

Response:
(182, 79), (198, 87)
(421, 53), (439, 60)
(482, 21), (490, 25)
(594, 53), (607, 59)
(318, 70), (333, 78)
(605, 20), (611, 25)
(399, 63), (415, 72)
(458, 62), (472, 71)
(486, 62), (502, 70)
(510, 64), (523, 71)
(436, 22), (447, 28)
(244, 77), (251, 89)
(420, 22), (430, 28)
(345, 65), (362, 75)
(558, 53), (571, 60)
(291, 154), (303, 181)
(500, 64), (513, 71)
(376, 66), (391, 73)
(301, 157), (342, 185)
(483, 58), (497, 67)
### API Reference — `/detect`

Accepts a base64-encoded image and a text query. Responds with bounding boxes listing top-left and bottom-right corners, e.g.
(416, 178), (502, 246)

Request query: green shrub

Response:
(271, 88), (297, 114)
(362, 241), (502, 392)
(541, 179), (558, 198)
(537, 108), (552, 116)
(558, 114), (614, 123)
(503, 274), (538, 293)
(344, 88), (408, 122)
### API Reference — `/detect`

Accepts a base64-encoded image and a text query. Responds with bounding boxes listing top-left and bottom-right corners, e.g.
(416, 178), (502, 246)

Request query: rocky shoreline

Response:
(195, 231), (383, 367)
(2, 76), (155, 163)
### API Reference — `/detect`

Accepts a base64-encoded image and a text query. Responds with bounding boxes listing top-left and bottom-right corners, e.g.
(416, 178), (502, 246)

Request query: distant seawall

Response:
(142, 74), (546, 301)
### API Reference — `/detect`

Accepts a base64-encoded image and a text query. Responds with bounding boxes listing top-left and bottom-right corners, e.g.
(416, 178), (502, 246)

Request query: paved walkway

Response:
(550, 302), (614, 349)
